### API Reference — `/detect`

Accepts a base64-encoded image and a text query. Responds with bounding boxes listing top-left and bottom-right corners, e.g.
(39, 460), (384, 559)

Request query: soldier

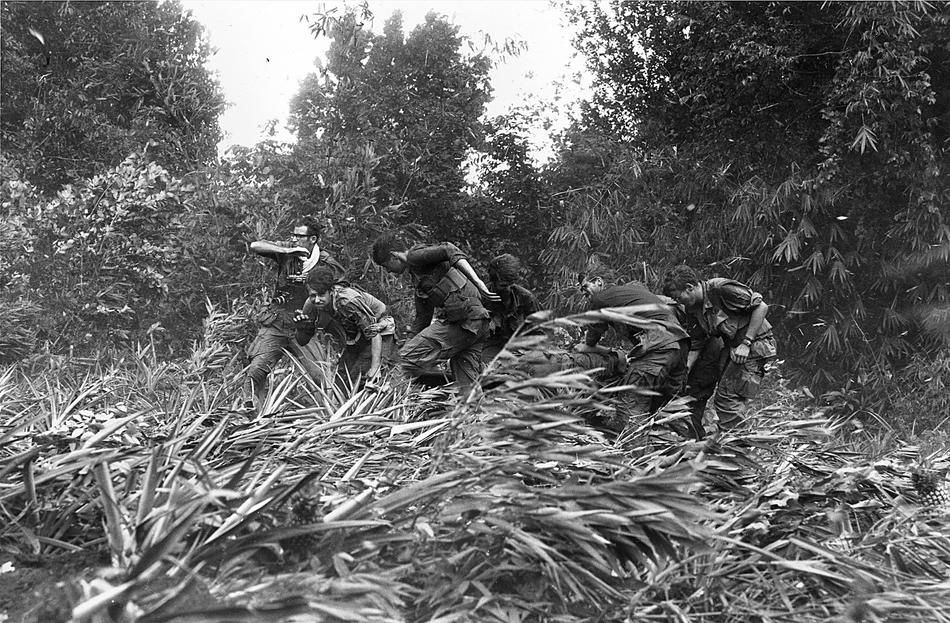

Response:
(371, 233), (499, 392)
(575, 276), (690, 431)
(483, 253), (541, 362)
(661, 265), (777, 432)
(294, 265), (398, 392)
(658, 292), (726, 439)
(243, 219), (346, 408)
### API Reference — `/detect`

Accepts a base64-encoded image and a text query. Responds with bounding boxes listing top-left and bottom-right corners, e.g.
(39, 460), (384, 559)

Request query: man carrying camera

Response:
(243, 219), (345, 409)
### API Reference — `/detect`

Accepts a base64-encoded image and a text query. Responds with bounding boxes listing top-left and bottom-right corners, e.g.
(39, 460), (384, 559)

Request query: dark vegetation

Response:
(1, 1), (948, 621)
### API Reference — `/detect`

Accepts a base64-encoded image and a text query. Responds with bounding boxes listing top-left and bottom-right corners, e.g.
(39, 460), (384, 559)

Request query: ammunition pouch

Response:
(423, 267), (476, 323)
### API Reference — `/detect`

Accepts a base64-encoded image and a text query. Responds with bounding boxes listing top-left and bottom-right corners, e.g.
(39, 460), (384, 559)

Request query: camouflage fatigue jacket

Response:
(487, 283), (541, 345)
(295, 285), (394, 347)
(405, 242), (489, 334)
(691, 278), (776, 359)
(329, 286), (395, 345)
(586, 281), (689, 355)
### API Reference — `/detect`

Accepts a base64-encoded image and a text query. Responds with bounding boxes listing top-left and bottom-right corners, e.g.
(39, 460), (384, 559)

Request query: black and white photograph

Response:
(1, 1), (948, 621)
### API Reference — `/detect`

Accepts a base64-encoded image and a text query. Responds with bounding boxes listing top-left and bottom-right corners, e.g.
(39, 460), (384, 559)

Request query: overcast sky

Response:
(180, 0), (588, 155)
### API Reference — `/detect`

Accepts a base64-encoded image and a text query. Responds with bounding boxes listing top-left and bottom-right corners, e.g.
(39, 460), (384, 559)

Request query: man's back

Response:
(589, 281), (688, 346)
(404, 242), (489, 333)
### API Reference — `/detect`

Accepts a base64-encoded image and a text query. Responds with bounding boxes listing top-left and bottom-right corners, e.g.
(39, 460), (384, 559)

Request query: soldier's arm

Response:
(745, 301), (769, 339)
(251, 240), (309, 258)
(293, 297), (318, 345)
(410, 295), (434, 336)
(679, 306), (708, 368)
(576, 290), (610, 352)
(576, 322), (611, 354)
(337, 295), (387, 380)
(732, 300), (768, 364)
(455, 258), (501, 303)
(409, 243), (500, 303)
(712, 280), (770, 362)
(406, 243), (454, 268)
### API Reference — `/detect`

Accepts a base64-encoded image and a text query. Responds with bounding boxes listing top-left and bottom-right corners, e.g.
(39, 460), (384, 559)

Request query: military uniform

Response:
(483, 283), (541, 362)
(506, 347), (625, 381)
(246, 248), (346, 392)
(687, 278), (777, 430)
(399, 243), (491, 390)
(296, 284), (397, 390)
(586, 281), (690, 424)
(660, 295), (726, 439)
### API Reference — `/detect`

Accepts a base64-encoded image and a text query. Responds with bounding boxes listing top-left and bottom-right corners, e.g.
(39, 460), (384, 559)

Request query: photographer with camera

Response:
(242, 219), (346, 410)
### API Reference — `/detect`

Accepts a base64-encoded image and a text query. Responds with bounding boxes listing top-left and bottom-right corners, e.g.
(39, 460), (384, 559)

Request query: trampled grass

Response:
(1, 311), (948, 622)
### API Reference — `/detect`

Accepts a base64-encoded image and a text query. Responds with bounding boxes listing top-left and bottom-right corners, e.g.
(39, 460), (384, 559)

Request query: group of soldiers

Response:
(242, 218), (777, 439)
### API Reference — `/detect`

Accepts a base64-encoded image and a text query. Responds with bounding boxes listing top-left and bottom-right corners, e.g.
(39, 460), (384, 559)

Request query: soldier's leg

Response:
(713, 357), (769, 431)
(448, 326), (487, 391)
(245, 325), (290, 405)
(686, 384), (715, 439)
(399, 321), (457, 380)
(611, 344), (683, 432)
(615, 369), (656, 432)
(400, 319), (485, 391)
(285, 311), (330, 385)
(289, 340), (328, 382)
(334, 343), (365, 393)
(332, 336), (400, 393)
(615, 356), (665, 431)
(335, 335), (399, 390)
(684, 337), (725, 439)
(649, 341), (689, 413)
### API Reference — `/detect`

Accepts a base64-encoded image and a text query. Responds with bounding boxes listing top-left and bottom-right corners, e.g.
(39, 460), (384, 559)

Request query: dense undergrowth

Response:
(1, 307), (949, 623)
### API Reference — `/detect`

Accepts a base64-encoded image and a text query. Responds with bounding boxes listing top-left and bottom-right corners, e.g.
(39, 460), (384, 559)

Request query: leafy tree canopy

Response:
(1, 0), (225, 191)
(289, 7), (492, 241)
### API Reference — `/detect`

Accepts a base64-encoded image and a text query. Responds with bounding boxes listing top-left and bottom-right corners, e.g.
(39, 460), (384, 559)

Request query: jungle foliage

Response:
(289, 9), (493, 242)
(1, 2), (950, 621)
(0, 315), (948, 622)
(0, 0), (237, 354)
(1, 1), (948, 438)
(550, 0), (950, 388)
(0, 0), (224, 191)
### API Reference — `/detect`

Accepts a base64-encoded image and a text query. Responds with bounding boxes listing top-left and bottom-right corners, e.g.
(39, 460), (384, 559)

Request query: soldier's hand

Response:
(293, 311), (311, 325)
(480, 289), (502, 303)
(731, 343), (750, 364)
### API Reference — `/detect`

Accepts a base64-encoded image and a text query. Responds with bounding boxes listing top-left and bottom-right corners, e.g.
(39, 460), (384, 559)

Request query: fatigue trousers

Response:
(714, 356), (772, 430)
(335, 334), (399, 393)
(400, 318), (490, 391)
(246, 316), (329, 397)
(610, 341), (688, 432)
(684, 337), (726, 439)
